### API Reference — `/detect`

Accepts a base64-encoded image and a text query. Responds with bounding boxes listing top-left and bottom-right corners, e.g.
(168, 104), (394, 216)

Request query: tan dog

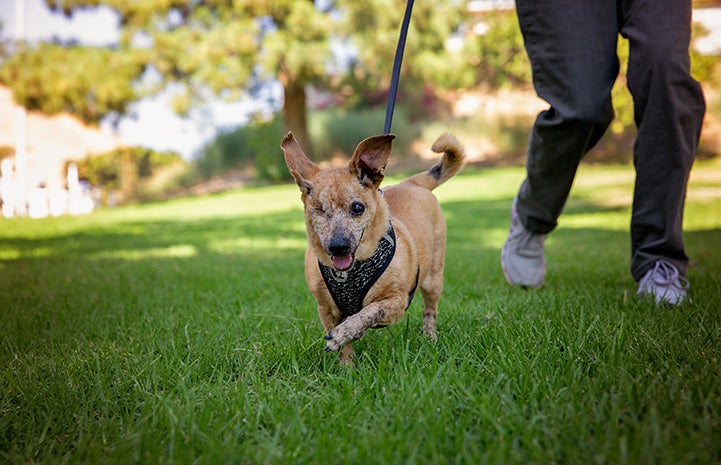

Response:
(281, 131), (465, 365)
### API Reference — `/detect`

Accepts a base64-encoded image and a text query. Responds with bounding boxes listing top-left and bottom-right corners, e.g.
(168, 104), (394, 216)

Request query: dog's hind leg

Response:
(337, 345), (356, 367)
(420, 248), (445, 342)
(420, 283), (441, 342)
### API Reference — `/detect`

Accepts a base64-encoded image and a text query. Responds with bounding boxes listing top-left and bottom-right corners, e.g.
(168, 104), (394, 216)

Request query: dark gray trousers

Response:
(514, 0), (706, 281)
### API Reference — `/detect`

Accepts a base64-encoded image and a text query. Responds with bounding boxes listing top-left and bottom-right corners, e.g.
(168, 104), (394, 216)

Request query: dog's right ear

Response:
(349, 134), (396, 188)
(281, 132), (319, 196)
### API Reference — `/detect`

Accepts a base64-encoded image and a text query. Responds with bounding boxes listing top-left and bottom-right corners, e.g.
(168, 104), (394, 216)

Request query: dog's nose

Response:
(328, 236), (351, 257)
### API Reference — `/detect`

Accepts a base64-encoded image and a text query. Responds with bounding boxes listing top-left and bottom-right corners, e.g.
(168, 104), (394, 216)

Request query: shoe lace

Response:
(649, 260), (690, 291)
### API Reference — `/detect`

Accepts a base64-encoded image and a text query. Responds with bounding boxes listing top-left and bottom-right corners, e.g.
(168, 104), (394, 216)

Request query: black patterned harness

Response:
(318, 223), (419, 323)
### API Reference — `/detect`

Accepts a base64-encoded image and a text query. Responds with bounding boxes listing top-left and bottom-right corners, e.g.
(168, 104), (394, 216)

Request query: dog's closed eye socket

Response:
(350, 201), (365, 216)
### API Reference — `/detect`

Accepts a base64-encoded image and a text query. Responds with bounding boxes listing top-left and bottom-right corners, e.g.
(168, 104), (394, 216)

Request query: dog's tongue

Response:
(332, 255), (353, 271)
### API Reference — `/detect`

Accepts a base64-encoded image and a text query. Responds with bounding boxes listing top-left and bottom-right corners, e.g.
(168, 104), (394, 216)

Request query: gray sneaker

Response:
(501, 199), (546, 288)
(637, 260), (690, 305)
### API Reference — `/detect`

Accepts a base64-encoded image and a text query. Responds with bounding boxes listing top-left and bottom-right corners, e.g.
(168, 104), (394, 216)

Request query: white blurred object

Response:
(0, 158), (15, 218)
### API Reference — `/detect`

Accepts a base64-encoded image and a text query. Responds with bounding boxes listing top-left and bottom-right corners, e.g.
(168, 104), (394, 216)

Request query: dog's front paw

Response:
(323, 325), (353, 352)
(323, 333), (341, 352)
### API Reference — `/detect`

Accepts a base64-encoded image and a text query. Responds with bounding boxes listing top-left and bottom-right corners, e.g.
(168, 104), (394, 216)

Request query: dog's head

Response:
(281, 132), (395, 271)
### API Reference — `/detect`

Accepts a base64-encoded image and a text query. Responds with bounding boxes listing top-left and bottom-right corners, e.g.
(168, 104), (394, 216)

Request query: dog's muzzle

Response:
(328, 235), (354, 271)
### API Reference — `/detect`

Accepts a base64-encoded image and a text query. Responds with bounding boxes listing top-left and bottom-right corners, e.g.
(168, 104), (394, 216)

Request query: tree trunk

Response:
(283, 81), (314, 159)
(120, 148), (136, 203)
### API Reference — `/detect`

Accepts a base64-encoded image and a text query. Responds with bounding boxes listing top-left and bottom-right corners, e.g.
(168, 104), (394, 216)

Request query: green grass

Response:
(1, 160), (720, 464)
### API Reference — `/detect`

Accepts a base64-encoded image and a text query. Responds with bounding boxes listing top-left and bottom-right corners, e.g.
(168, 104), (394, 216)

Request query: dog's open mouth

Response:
(332, 255), (354, 271)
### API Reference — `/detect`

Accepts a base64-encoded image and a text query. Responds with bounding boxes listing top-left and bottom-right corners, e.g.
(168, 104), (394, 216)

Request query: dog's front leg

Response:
(324, 296), (406, 352)
(315, 303), (356, 366)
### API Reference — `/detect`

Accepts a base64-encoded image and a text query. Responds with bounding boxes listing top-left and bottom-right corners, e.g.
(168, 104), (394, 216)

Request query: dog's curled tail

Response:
(405, 133), (466, 191)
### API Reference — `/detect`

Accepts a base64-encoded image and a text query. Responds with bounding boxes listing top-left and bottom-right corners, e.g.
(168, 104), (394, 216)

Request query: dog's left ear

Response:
(349, 134), (396, 188)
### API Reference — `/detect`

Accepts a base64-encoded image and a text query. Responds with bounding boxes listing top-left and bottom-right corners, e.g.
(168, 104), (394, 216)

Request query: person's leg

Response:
(620, 0), (705, 283)
(503, 0), (620, 287)
(514, 0), (620, 234)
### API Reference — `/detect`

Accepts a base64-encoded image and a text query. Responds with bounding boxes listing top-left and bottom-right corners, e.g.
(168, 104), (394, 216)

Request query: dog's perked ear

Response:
(281, 132), (319, 196)
(348, 134), (396, 188)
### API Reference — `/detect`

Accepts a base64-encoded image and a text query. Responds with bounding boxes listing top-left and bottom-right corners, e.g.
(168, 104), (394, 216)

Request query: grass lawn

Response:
(1, 160), (720, 464)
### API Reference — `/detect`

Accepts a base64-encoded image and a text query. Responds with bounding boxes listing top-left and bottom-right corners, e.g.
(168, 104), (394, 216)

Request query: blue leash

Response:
(383, 0), (415, 135)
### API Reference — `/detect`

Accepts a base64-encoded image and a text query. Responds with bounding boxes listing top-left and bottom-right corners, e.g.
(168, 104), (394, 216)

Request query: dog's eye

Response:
(350, 201), (365, 216)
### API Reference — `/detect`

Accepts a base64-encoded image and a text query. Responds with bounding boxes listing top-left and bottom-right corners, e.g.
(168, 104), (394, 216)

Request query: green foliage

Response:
(46, 1), (263, 97)
(72, 146), (184, 195)
(260, 0), (334, 86)
(462, 11), (532, 89)
(248, 118), (290, 182)
(421, 109), (533, 161)
(4, 1), (718, 171)
(195, 117), (288, 182)
(34, 0), (341, 152)
(309, 105), (417, 160)
(609, 38), (634, 136)
(194, 106), (418, 184)
(195, 129), (251, 179)
(337, 0), (467, 94)
(0, 43), (145, 124)
(690, 21), (720, 85)
(1, 162), (721, 464)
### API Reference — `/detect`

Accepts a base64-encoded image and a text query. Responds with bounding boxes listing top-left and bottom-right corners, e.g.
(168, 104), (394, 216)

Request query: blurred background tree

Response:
(336, 0), (467, 108)
(461, 10), (531, 90)
(0, 43), (145, 125)
(2, 0), (340, 158)
(70, 147), (185, 203)
(0, 1), (719, 192)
